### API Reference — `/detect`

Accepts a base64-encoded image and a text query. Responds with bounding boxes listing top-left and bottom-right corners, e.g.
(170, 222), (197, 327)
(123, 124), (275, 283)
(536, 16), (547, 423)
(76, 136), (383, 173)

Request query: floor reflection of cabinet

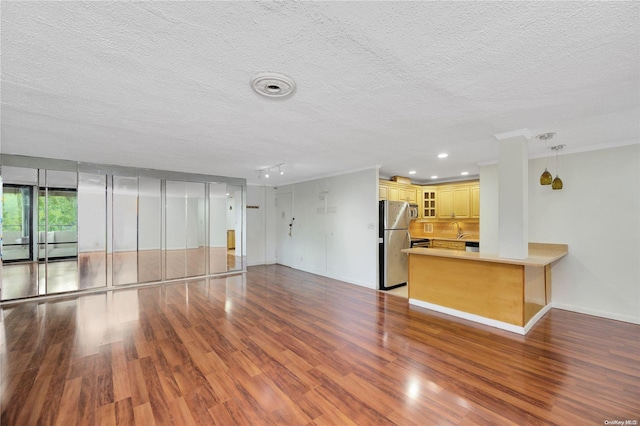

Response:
(227, 230), (236, 249)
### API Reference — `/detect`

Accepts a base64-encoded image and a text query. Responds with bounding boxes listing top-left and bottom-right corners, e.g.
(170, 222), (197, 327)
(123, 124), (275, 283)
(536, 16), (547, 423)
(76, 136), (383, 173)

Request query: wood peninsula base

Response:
(404, 243), (568, 335)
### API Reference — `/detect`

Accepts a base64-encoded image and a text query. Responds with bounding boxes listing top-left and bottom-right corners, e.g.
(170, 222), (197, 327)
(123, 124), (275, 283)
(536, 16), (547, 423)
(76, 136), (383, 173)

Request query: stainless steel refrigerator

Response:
(379, 200), (411, 290)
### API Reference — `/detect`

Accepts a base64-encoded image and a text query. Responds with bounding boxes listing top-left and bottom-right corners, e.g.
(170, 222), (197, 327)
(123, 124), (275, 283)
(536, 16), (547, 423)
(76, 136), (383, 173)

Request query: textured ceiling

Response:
(1, 2), (638, 185)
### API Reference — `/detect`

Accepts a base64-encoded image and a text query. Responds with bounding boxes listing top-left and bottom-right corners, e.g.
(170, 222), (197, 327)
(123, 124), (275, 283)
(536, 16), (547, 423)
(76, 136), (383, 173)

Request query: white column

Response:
(495, 129), (530, 259)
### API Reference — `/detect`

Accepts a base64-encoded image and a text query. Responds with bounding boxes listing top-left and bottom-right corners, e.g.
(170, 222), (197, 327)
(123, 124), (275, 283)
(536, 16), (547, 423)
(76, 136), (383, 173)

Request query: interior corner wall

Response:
(482, 144), (639, 324)
(274, 168), (378, 288)
(246, 185), (276, 266)
(528, 144), (639, 324)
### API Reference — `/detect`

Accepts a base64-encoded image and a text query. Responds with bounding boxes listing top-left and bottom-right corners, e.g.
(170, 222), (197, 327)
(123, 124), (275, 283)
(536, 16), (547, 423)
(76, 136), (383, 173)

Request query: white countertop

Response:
(402, 243), (568, 267)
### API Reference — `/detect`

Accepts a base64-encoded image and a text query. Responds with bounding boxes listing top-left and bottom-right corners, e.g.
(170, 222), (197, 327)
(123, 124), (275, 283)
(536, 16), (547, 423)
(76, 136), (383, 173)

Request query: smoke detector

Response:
(251, 72), (296, 99)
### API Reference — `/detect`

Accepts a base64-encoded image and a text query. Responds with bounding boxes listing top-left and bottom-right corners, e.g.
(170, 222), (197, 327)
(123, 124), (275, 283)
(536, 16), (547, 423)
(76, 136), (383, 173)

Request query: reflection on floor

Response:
(0, 248), (243, 301)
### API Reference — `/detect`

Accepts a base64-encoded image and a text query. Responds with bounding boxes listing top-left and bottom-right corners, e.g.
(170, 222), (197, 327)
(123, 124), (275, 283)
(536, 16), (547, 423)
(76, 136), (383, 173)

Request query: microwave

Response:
(409, 204), (419, 219)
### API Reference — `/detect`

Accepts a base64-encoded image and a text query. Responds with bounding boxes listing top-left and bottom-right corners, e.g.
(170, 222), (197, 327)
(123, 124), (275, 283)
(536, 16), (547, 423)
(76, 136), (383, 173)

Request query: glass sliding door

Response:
(112, 175), (138, 285)
(138, 176), (162, 283)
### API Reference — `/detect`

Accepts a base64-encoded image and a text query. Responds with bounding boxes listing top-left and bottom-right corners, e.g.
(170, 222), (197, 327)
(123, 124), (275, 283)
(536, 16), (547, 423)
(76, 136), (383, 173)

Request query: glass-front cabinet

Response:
(0, 154), (246, 301)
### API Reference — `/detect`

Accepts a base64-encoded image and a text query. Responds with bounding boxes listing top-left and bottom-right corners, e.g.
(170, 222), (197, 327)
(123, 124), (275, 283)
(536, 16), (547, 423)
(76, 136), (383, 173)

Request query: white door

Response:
(276, 192), (293, 267)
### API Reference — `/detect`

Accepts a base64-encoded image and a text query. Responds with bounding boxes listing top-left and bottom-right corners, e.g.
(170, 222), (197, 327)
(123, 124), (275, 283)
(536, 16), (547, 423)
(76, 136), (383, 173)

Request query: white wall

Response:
(479, 165), (499, 254)
(481, 144), (640, 324)
(274, 168), (379, 288)
(246, 185), (277, 266)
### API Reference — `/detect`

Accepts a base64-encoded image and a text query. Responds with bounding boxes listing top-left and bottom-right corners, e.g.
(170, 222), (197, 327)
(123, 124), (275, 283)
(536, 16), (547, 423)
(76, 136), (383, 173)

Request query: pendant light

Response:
(536, 133), (555, 185)
(551, 145), (565, 190)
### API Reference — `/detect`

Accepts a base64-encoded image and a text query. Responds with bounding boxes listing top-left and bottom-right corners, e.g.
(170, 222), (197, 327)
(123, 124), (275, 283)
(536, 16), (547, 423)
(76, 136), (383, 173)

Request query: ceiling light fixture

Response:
(461, 171), (469, 176)
(256, 163), (285, 179)
(536, 132), (556, 185)
(409, 170), (416, 175)
(251, 73), (296, 99)
(437, 153), (448, 159)
(430, 175), (438, 179)
(550, 145), (565, 190)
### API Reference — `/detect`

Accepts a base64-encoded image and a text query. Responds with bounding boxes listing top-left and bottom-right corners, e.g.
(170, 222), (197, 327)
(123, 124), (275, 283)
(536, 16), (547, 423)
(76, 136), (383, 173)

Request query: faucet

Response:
(452, 222), (462, 238)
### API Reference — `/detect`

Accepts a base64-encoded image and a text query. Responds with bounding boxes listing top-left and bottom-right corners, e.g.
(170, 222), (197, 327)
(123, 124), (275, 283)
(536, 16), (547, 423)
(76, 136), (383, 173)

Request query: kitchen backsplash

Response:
(410, 220), (479, 239)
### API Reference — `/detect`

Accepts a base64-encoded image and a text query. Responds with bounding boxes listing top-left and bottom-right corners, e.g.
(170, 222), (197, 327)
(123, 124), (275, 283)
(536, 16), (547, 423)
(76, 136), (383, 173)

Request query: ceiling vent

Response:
(251, 72), (296, 99)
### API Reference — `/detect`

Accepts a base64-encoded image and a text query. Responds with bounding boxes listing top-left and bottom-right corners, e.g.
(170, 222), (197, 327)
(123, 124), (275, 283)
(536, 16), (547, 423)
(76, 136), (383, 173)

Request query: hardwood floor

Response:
(1, 265), (638, 425)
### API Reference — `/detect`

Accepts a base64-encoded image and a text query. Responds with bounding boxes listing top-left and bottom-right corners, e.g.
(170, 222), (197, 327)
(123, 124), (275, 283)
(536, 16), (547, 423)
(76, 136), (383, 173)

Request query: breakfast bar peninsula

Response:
(402, 243), (568, 334)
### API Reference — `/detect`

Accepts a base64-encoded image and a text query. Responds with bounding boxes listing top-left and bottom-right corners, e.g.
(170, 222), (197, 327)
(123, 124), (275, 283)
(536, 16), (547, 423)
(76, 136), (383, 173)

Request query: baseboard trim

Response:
(409, 299), (527, 335)
(552, 303), (640, 325)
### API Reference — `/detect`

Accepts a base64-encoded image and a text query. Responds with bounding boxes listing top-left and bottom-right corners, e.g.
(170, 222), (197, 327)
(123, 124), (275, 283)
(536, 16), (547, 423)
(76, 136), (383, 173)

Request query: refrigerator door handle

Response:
(406, 231), (411, 251)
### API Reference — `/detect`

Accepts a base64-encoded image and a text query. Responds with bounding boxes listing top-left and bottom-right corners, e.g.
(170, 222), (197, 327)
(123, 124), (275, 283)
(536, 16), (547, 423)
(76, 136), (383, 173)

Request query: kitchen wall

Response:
(480, 143), (640, 324)
(410, 220), (479, 240)
(273, 168), (379, 288)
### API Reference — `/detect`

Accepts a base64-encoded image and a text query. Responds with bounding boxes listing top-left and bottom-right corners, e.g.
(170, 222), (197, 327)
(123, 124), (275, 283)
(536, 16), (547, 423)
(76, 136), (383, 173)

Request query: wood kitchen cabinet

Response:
(422, 188), (437, 218)
(437, 183), (473, 219)
(379, 179), (421, 209)
(470, 183), (480, 218)
(437, 186), (471, 219)
(380, 179), (478, 221)
(379, 182), (389, 200)
(431, 239), (466, 250)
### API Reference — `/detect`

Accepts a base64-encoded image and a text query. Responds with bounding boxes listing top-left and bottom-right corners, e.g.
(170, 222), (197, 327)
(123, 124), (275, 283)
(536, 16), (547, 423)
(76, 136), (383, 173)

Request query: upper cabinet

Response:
(380, 179), (479, 220)
(422, 188), (437, 218)
(470, 183), (480, 218)
(379, 179), (421, 213)
(437, 184), (473, 219)
(437, 182), (478, 219)
(379, 182), (389, 200)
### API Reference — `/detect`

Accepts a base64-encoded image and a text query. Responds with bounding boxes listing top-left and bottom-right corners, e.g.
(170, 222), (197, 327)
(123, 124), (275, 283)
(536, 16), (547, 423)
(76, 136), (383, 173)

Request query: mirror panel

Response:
(112, 175), (138, 285)
(0, 166), (38, 299)
(138, 177), (162, 283)
(209, 182), (227, 273)
(76, 173), (106, 291)
(165, 180), (186, 280)
(1, 155), (245, 301)
(185, 181), (206, 277)
(41, 170), (79, 294)
(227, 185), (244, 271)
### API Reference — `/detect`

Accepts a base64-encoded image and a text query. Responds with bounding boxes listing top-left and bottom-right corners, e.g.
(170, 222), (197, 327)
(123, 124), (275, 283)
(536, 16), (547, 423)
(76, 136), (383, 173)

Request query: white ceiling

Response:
(1, 2), (638, 185)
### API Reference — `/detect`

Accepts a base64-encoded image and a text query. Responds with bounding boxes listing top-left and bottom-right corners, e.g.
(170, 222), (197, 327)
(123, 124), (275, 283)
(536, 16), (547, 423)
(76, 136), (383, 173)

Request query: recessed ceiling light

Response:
(430, 175), (438, 179)
(461, 171), (469, 176)
(408, 170), (416, 175)
(437, 153), (448, 159)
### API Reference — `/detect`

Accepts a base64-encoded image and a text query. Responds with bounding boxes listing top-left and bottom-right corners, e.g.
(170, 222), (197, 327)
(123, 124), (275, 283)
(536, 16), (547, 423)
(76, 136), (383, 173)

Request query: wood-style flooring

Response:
(1, 265), (638, 425)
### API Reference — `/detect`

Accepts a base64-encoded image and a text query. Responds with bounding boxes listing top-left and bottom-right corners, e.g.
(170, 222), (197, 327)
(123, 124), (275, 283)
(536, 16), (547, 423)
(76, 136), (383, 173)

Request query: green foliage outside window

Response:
(2, 191), (24, 231)
(38, 191), (77, 231)
(1, 188), (77, 233)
